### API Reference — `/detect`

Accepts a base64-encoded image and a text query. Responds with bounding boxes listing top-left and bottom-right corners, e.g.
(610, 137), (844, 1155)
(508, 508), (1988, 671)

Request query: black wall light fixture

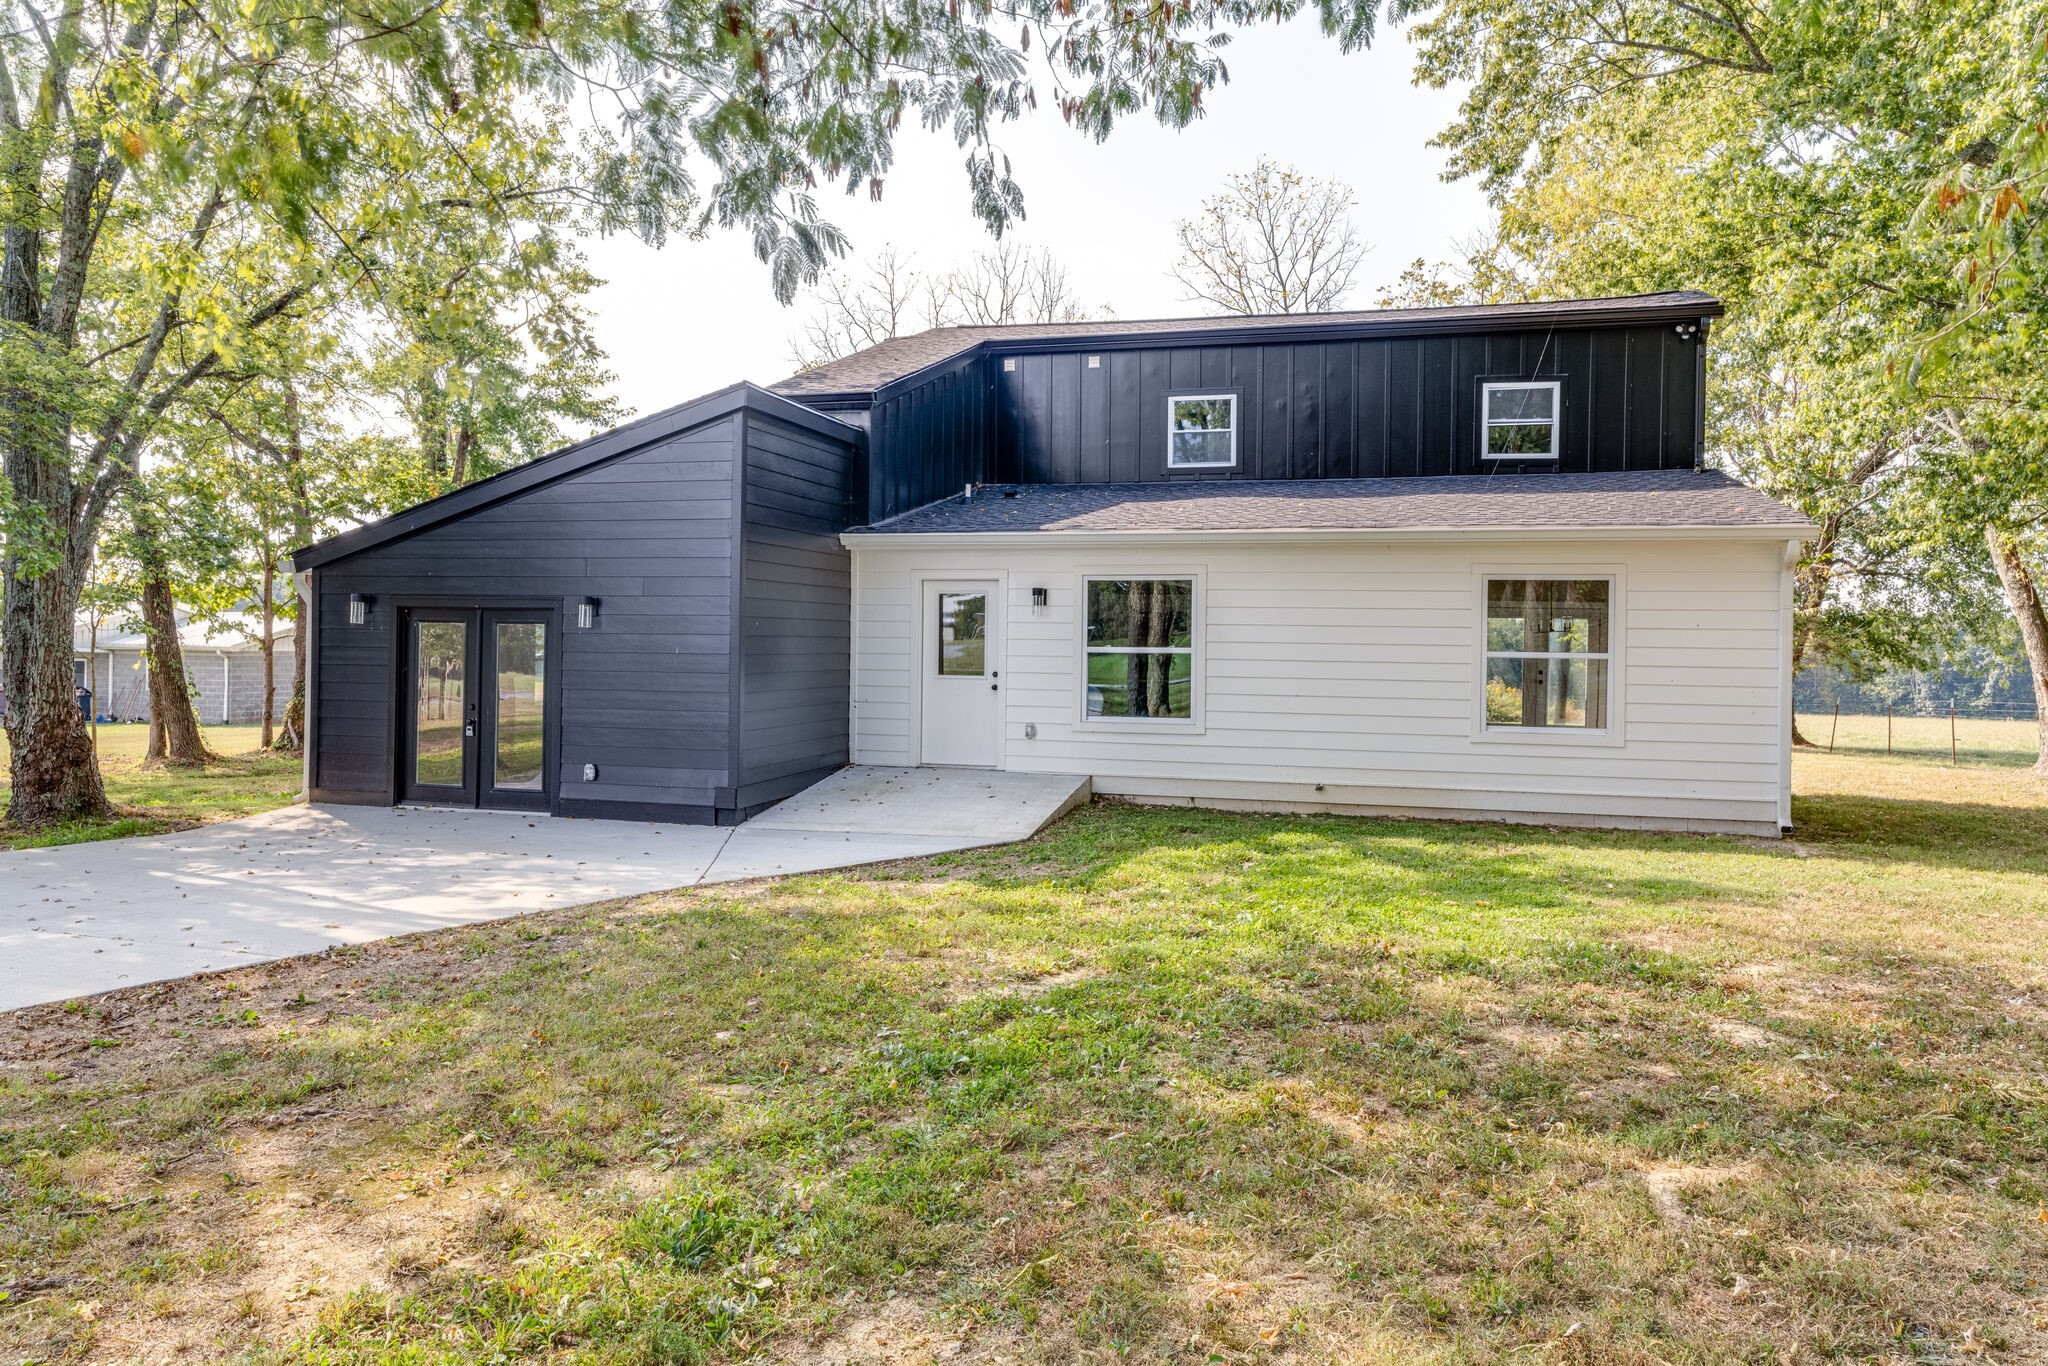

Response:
(348, 593), (369, 626)
(577, 596), (600, 629)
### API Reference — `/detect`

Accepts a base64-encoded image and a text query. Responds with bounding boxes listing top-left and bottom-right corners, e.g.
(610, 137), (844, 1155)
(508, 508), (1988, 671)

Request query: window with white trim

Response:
(1168, 395), (1237, 469)
(1481, 381), (1560, 460)
(1084, 578), (1194, 720)
(1484, 578), (1610, 729)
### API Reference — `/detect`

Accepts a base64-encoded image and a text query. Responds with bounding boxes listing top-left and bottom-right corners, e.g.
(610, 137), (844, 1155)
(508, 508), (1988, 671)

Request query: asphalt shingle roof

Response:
(773, 291), (1723, 398)
(847, 470), (1811, 536)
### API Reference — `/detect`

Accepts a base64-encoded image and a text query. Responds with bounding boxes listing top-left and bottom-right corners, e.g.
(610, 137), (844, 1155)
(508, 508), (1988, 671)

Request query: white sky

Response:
(581, 17), (1490, 419)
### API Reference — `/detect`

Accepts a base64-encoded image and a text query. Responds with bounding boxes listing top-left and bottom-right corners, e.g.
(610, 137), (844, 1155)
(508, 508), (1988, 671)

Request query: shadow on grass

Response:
(1789, 790), (2048, 872)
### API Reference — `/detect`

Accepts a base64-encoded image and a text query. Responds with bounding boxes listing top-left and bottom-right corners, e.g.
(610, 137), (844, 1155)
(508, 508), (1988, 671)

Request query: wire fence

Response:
(1798, 704), (2038, 766)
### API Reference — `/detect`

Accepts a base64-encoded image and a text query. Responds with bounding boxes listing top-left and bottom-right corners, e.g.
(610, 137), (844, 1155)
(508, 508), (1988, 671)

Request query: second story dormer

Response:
(772, 291), (1722, 522)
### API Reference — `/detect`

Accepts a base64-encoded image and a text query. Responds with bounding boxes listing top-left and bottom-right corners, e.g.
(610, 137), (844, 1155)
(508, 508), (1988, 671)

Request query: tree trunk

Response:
(138, 568), (216, 766)
(452, 422), (477, 487)
(276, 384), (311, 753)
(1, 552), (109, 825)
(259, 548), (275, 749)
(1787, 527), (1840, 750)
(1986, 526), (2048, 774)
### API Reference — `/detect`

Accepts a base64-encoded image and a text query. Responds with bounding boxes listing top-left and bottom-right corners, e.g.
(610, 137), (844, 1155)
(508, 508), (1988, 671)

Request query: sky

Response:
(579, 16), (1492, 419)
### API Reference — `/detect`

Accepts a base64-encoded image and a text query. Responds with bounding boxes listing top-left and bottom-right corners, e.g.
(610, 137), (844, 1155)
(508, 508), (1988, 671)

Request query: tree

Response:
(1380, 0), (2048, 760)
(934, 243), (1096, 327)
(791, 244), (1098, 368)
(1170, 158), (1370, 314)
(363, 118), (626, 492)
(6, 0), (1382, 826)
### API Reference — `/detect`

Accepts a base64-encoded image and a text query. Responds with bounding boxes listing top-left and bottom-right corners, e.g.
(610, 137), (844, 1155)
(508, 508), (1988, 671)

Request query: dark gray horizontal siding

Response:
(311, 416), (744, 811)
(738, 414), (860, 792)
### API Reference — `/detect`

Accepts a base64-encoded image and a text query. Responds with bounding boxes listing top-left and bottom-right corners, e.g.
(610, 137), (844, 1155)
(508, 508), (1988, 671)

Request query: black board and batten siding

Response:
(864, 350), (996, 522)
(989, 326), (1703, 485)
(299, 387), (864, 824)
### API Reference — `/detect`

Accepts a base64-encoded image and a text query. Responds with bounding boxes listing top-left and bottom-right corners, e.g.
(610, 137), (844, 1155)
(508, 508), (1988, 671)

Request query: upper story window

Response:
(1482, 381), (1561, 460)
(1168, 395), (1237, 469)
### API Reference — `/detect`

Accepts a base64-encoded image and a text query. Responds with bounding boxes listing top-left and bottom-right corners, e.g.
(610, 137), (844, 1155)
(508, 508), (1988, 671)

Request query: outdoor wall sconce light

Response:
(1031, 587), (1048, 615)
(348, 593), (369, 626)
(577, 596), (600, 629)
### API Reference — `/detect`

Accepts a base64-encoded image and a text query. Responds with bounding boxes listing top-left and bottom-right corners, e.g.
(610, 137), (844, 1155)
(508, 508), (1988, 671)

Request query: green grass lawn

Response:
(5, 743), (2047, 1363)
(0, 724), (303, 850)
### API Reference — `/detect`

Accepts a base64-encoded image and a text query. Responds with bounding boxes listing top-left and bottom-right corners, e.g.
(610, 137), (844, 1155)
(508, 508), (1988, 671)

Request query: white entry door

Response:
(920, 580), (1001, 767)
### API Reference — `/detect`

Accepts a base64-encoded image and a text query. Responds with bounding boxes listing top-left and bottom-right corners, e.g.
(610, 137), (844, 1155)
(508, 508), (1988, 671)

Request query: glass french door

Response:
(401, 608), (554, 811)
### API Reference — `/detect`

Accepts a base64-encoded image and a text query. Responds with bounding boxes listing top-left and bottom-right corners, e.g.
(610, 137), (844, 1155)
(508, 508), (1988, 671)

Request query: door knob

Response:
(990, 683), (998, 692)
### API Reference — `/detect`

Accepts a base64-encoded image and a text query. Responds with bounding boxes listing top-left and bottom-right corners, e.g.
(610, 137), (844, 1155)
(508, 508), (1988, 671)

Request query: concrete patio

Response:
(0, 766), (1090, 1011)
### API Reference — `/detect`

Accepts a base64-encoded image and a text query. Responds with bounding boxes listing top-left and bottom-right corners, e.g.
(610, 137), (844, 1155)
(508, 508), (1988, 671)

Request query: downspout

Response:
(1693, 317), (1711, 472)
(221, 650), (231, 724)
(299, 568), (316, 800)
(1779, 538), (1798, 832)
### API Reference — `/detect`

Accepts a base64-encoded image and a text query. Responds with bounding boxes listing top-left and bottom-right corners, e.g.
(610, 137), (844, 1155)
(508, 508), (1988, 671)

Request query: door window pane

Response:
(937, 593), (987, 676)
(414, 620), (466, 786)
(494, 622), (545, 790)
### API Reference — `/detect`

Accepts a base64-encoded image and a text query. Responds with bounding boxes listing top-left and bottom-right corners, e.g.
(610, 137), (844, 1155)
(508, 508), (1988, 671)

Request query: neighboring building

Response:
(69, 611), (293, 728)
(293, 292), (1815, 835)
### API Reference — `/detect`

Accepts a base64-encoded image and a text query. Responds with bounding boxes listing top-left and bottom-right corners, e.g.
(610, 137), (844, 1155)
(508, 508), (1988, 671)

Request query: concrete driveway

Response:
(0, 766), (1089, 1011)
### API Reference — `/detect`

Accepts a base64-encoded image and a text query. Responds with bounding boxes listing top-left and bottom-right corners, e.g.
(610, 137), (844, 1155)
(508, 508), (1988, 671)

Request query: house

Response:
(291, 291), (1815, 836)
(67, 610), (292, 727)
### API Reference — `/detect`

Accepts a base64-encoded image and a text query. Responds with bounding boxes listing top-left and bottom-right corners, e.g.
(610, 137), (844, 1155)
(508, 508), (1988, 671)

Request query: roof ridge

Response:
(774, 290), (1725, 400)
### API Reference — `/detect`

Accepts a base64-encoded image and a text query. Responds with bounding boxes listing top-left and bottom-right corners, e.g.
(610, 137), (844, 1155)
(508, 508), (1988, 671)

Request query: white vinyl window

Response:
(1482, 381), (1561, 460)
(1483, 578), (1612, 730)
(1084, 578), (1195, 721)
(1167, 395), (1237, 469)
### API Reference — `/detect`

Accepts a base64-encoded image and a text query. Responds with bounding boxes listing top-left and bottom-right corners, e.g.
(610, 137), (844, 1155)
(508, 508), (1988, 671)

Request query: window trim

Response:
(1165, 393), (1240, 471)
(1077, 569), (1205, 731)
(1479, 379), (1563, 462)
(1470, 566), (1625, 746)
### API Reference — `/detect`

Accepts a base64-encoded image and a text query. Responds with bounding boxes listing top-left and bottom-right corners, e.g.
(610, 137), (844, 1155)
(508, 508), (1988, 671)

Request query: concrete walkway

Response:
(0, 766), (1089, 1011)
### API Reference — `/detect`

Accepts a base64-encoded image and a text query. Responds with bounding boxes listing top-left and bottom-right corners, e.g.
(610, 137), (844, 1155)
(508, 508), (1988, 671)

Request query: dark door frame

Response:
(395, 599), (563, 813)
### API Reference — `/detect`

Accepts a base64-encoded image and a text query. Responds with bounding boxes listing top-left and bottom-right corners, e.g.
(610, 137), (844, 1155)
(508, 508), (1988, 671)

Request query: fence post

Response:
(1887, 702), (1892, 755)
(1829, 704), (1839, 754)
(1951, 700), (1958, 766)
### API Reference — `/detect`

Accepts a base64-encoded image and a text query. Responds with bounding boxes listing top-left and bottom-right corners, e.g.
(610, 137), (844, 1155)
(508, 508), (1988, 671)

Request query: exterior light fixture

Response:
(1031, 587), (1049, 615)
(348, 593), (368, 626)
(578, 597), (599, 629)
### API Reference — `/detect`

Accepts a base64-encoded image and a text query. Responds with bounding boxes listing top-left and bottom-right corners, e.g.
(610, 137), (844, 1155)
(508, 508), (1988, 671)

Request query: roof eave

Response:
(841, 522), (1816, 549)
(775, 292), (1726, 404)
(291, 382), (860, 572)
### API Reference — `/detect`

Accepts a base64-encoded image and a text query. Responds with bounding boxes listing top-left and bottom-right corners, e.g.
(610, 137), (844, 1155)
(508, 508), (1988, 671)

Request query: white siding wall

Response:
(848, 535), (1795, 835)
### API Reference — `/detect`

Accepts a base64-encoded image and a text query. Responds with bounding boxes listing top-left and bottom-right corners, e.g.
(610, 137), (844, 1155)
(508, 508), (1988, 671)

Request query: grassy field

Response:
(1796, 710), (2041, 767)
(4, 744), (2047, 1364)
(0, 724), (303, 851)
